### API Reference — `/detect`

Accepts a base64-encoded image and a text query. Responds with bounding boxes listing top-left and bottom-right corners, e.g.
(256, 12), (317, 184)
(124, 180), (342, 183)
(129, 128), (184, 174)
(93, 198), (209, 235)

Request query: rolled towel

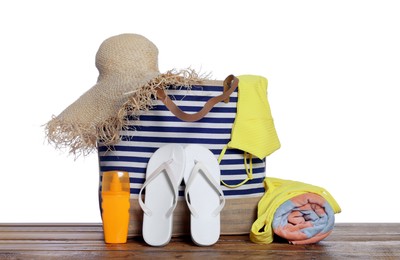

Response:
(250, 177), (341, 245)
(272, 193), (335, 244)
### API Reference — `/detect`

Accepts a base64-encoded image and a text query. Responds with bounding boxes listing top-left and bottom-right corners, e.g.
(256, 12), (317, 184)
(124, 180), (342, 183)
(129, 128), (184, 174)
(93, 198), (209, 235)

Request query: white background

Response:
(1, 0), (399, 223)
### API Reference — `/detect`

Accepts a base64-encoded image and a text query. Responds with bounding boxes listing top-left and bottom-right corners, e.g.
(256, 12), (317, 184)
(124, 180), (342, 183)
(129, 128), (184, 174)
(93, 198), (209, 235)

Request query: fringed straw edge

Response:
(45, 68), (206, 158)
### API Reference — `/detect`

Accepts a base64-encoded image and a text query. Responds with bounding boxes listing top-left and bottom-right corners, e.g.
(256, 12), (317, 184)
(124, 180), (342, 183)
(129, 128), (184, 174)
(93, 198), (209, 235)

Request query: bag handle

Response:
(156, 75), (239, 122)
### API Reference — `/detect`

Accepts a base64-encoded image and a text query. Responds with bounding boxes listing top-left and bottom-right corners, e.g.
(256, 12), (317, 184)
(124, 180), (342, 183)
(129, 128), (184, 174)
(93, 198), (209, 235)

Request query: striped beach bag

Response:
(98, 75), (267, 236)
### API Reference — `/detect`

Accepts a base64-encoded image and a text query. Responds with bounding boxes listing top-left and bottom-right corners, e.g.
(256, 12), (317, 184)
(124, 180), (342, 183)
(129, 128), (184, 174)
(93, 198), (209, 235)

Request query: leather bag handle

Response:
(156, 75), (239, 122)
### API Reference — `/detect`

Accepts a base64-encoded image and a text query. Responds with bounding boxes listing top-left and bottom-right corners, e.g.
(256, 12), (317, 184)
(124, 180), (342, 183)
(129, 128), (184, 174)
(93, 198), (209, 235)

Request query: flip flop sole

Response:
(184, 144), (222, 246)
(141, 144), (185, 246)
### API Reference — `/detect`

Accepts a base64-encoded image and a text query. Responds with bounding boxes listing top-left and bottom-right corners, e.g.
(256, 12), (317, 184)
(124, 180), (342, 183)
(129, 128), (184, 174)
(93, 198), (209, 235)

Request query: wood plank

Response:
(0, 223), (103, 241)
(0, 223), (399, 259)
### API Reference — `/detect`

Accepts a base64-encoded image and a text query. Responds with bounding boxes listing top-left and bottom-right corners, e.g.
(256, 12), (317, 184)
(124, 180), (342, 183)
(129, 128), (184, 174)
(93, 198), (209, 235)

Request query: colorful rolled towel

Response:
(250, 177), (341, 245)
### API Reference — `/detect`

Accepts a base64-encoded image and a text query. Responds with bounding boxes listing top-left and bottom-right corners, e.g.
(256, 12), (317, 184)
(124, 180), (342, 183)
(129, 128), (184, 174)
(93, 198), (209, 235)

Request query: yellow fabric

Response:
(220, 150), (253, 188)
(228, 75), (280, 158)
(250, 177), (342, 244)
(218, 75), (280, 187)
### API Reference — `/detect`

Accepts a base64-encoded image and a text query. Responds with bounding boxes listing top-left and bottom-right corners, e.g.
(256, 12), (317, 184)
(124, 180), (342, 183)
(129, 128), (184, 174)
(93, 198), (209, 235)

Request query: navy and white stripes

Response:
(98, 84), (266, 199)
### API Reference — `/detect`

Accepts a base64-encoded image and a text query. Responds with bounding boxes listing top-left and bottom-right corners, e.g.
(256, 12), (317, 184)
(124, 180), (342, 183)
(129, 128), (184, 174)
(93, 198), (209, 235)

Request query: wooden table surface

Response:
(0, 223), (399, 259)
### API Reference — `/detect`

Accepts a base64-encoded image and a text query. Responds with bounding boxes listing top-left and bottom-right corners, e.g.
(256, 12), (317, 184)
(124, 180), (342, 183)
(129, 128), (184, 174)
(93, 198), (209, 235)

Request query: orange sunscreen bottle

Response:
(101, 171), (130, 243)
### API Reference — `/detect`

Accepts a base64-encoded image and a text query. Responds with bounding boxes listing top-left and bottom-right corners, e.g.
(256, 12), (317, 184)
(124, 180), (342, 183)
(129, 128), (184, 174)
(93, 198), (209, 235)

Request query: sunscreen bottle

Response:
(101, 171), (130, 243)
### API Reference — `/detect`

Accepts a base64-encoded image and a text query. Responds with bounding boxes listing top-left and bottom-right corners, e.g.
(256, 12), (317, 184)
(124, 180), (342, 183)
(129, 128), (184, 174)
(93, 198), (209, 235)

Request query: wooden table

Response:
(0, 223), (399, 259)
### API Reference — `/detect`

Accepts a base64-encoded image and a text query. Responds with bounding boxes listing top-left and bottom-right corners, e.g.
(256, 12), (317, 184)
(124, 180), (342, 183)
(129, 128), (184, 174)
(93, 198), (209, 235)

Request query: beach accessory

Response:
(98, 76), (270, 237)
(250, 177), (341, 244)
(138, 144), (185, 246)
(218, 75), (281, 188)
(184, 144), (225, 246)
(46, 33), (202, 156)
(101, 171), (130, 244)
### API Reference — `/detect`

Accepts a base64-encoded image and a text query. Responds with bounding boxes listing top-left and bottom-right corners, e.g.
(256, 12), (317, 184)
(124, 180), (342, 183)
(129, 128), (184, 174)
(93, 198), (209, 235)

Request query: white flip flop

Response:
(138, 144), (185, 246)
(184, 144), (225, 246)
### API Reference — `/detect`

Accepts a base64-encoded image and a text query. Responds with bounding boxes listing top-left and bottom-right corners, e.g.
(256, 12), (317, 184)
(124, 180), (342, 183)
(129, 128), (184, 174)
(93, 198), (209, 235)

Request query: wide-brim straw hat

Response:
(46, 33), (202, 156)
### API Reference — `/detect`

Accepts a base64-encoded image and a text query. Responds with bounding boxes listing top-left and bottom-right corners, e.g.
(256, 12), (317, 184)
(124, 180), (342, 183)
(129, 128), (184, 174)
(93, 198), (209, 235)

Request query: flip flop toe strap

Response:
(138, 159), (179, 217)
(185, 160), (226, 218)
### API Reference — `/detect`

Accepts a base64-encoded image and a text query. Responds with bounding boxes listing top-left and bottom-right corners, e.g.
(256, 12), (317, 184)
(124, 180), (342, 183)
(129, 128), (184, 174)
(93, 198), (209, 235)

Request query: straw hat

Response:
(46, 33), (202, 156)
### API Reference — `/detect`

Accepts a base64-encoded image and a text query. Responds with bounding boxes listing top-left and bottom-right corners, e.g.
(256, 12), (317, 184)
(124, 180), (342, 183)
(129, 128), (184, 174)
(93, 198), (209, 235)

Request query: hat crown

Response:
(95, 34), (159, 81)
